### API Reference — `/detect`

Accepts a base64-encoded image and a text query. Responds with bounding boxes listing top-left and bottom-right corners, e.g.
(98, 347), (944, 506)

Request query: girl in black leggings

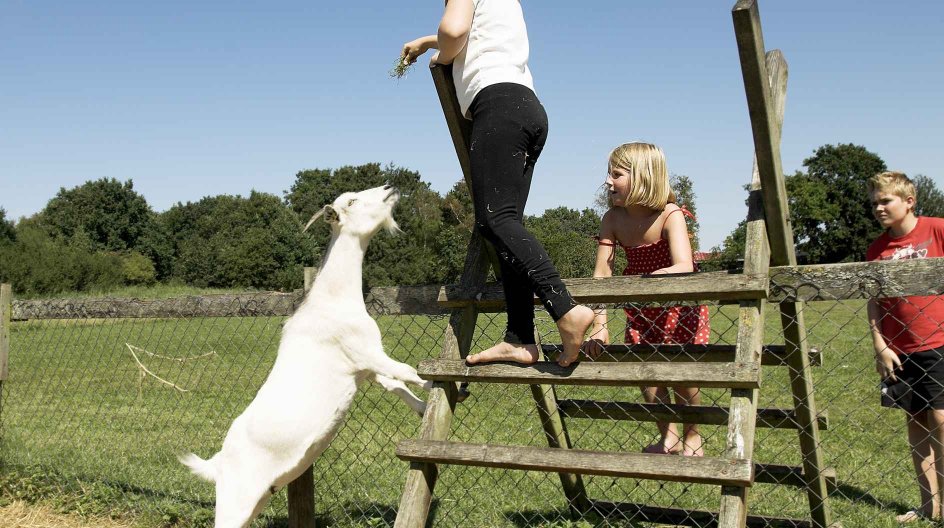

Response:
(401, 0), (594, 366)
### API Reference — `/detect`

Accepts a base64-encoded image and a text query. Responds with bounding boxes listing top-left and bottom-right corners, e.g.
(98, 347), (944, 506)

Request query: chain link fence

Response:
(1, 259), (942, 527)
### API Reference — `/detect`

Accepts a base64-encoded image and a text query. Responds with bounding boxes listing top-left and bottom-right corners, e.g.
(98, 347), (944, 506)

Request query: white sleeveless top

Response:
(452, 0), (535, 118)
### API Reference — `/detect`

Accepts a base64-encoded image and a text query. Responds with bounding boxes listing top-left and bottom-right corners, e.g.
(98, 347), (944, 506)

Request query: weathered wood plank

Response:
(418, 359), (761, 389)
(286, 468), (315, 528)
(557, 400), (829, 430)
(769, 258), (944, 302)
(733, 2), (831, 525)
(591, 500), (814, 528)
(540, 344), (821, 367)
(439, 272), (768, 309)
(1, 284), (10, 382)
(529, 378), (590, 514)
(396, 440), (753, 487)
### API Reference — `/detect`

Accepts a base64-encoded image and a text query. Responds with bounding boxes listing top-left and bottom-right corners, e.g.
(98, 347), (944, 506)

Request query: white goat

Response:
(179, 185), (431, 528)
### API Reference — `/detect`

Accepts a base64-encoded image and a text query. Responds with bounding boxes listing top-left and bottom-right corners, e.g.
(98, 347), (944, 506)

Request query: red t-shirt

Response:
(866, 216), (944, 354)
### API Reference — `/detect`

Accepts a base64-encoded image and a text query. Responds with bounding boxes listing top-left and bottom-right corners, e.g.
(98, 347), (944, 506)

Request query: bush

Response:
(0, 223), (124, 296)
(120, 251), (157, 286)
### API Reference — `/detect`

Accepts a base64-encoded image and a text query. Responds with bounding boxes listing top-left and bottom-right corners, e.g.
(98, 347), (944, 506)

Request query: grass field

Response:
(0, 296), (932, 527)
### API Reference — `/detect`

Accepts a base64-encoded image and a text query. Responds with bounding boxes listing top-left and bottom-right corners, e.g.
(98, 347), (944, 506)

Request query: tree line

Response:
(0, 144), (938, 296)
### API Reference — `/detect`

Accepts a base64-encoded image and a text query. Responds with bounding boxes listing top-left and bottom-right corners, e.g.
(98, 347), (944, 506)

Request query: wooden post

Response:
(1, 284), (10, 383)
(733, 2), (831, 526)
(288, 268), (317, 528)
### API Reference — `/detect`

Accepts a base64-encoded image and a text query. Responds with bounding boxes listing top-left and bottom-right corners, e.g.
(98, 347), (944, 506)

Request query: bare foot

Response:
(896, 510), (938, 523)
(466, 342), (539, 365)
(682, 433), (704, 457)
(556, 305), (595, 367)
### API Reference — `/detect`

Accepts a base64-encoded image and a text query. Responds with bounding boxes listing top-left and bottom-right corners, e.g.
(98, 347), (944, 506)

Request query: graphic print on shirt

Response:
(880, 239), (932, 260)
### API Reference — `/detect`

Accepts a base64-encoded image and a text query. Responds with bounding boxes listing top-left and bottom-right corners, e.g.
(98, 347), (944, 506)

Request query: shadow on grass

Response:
(505, 509), (643, 528)
(832, 480), (915, 515)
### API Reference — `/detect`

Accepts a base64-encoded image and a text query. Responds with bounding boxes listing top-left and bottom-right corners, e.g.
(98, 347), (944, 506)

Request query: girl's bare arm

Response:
(655, 208), (695, 274)
(436, 0), (474, 64)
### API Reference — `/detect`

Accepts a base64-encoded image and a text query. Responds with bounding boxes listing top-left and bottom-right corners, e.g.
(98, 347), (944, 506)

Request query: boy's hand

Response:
(875, 347), (902, 381)
(582, 327), (609, 360)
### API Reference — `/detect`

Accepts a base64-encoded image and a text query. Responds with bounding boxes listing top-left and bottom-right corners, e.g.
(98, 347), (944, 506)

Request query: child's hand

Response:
(875, 347), (902, 381)
(401, 37), (432, 65)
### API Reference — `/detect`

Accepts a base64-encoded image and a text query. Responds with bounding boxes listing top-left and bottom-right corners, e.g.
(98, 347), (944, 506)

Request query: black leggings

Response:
(467, 83), (576, 345)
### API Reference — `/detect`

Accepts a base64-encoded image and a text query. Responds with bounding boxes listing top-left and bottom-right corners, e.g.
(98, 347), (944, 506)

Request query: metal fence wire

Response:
(1, 263), (942, 527)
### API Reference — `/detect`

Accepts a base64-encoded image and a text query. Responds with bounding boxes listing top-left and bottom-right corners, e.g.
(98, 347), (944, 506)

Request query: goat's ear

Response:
(323, 205), (339, 223)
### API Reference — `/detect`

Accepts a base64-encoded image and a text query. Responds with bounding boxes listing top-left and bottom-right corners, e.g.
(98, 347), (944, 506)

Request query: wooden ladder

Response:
(394, 2), (831, 527)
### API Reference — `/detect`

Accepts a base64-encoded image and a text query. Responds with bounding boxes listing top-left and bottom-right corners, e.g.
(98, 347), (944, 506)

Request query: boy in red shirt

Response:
(866, 171), (944, 523)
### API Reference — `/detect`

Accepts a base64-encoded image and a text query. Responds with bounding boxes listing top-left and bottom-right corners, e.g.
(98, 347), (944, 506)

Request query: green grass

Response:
(0, 299), (933, 527)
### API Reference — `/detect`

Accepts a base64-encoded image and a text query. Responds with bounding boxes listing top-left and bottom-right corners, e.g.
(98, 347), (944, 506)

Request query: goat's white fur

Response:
(179, 185), (432, 528)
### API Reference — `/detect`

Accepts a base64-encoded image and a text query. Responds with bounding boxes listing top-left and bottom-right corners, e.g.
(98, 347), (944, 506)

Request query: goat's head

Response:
(303, 185), (400, 239)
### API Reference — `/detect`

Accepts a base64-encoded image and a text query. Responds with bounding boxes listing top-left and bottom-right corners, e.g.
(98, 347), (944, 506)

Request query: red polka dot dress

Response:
(597, 207), (711, 345)
(618, 238), (711, 345)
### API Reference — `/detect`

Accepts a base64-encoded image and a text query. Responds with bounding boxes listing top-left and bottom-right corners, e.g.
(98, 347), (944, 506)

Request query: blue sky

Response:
(1, 1), (941, 249)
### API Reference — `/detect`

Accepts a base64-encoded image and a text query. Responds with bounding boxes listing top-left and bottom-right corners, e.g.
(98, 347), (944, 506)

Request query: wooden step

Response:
(540, 343), (822, 367)
(418, 359), (761, 389)
(755, 463), (837, 492)
(396, 439), (753, 487)
(438, 272), (768, 310)
(590, 500), (813, 528)
(557, 400), (829, 430)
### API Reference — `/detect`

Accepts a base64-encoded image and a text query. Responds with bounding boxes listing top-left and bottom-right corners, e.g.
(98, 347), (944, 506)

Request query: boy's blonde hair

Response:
(608, 142), (676, 209)
(867, 171), (915, 200)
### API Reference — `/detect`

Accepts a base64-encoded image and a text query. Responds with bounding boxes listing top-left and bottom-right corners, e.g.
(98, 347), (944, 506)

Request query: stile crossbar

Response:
(393, 1), (832, 527)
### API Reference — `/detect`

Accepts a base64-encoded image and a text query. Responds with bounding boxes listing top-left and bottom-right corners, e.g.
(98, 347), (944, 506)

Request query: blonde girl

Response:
(584, 142), (710, 456)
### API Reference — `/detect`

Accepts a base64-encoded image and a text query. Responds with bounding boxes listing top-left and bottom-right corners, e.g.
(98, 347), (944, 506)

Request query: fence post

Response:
(287, 268), (317, 528)
(1, 284), (9, 383)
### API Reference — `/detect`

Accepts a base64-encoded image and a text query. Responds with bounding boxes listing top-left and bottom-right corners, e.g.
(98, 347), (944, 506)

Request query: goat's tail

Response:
(178, 452), (216, 482)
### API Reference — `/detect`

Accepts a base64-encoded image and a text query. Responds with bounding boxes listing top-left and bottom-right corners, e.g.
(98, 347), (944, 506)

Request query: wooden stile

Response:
(395, 3), (831, 526)
(1, 284), (10, 383)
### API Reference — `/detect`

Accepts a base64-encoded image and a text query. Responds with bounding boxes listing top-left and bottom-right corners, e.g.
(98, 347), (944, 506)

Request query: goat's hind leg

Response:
(372, 373), (427, 416)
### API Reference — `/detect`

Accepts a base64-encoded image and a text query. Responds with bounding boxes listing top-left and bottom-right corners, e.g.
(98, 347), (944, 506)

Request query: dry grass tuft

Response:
(0, 500), (136, 528)
(389, 55), (415, 79)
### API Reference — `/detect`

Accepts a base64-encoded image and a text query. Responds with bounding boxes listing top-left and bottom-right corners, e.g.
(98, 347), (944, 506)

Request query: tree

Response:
(713, 143), (897, 266)
(526, 207), (600, 279)
(914, 174), (944, 218)
(0, 221), (124, 295)
(162, 192), (316, 290)
(39, 178), (155, 252)
(0, 209), (14, 245)
(789, 144), (887, 263)
(284, 163), (452, 287)
(670, 174), (700, 251)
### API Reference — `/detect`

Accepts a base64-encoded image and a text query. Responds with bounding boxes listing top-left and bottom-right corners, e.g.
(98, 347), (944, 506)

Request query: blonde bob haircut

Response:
(608, 142), (676, 210)
(867, 171), (915, 201)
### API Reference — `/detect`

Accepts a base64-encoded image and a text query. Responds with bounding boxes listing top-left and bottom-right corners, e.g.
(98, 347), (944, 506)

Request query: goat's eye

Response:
(347, 199), (357, 206)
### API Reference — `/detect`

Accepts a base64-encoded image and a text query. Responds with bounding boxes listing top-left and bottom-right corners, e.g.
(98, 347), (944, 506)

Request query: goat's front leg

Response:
(367, 354), (433, 391)
(371, 373), (427, 416)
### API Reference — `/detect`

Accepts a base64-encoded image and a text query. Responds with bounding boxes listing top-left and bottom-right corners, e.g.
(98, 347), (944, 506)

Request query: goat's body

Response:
(179, 186), (429, 528)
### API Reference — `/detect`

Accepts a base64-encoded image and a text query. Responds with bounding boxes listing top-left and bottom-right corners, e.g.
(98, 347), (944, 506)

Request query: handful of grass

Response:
(389, 55), (415, 79)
